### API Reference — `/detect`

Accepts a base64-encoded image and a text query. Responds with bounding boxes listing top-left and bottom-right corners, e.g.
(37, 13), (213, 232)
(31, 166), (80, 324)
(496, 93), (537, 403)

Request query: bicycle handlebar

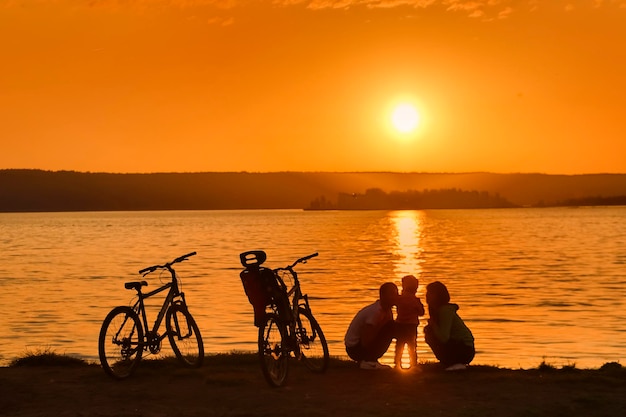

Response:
(296, 252), (318, 264)
(138, 251), (197, 275)
(173, 251), (197, 264)
(278, 252), (318, 271)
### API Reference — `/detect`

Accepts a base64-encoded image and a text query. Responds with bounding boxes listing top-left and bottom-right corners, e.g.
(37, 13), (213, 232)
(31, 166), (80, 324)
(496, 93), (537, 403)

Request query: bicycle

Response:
(98, 252), (204, 379)
(239, 250), (329, 387)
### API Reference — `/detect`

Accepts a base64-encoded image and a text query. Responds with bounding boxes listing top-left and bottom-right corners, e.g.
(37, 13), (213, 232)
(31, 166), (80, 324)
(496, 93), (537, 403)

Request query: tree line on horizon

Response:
(1, 169), (626, 212)
(307, 188), (518, 210)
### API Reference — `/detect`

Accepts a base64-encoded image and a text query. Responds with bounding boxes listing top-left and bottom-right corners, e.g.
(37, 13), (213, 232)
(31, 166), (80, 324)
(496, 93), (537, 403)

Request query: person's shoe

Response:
(360, 361), (392, 370)
(445, 363), (467, 371)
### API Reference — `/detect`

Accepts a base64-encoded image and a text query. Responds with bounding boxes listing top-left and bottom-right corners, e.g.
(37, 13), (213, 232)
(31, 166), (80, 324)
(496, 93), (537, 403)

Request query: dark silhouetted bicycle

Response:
(239, 251), (329, 387)
(98, 252), (204, 379)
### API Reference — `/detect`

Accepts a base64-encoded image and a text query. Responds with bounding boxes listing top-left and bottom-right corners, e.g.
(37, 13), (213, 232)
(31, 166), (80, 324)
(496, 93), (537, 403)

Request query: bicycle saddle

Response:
(240, 250), (267, 267)
(124, 281), (148, 291)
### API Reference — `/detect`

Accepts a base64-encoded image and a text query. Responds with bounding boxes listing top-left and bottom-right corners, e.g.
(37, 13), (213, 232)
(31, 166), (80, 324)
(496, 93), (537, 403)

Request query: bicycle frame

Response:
(132, 277), (186, 344)
(275, 264), (315, 342)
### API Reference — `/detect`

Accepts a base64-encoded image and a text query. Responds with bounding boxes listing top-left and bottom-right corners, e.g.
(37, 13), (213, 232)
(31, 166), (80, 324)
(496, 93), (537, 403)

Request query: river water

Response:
(1, 207), (624, 369)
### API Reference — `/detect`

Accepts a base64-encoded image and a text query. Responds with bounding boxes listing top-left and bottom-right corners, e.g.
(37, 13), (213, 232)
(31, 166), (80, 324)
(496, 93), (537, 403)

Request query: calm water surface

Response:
(1, 208), (625, 369)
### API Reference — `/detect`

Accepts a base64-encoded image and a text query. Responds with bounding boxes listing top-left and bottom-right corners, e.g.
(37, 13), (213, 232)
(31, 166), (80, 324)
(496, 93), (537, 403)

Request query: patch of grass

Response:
(538, 358), (557, 372)
(205, 350), (258, 367)
(10, 348), (88, 367)
(562, 363), (577, 370)
(137, 356), (182, 370)
(599, 361), (622, 372)
(8, 348), (624, 376)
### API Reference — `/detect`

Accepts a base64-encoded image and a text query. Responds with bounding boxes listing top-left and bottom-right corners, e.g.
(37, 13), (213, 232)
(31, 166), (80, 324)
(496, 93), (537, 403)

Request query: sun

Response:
(391, 103), (420, 134)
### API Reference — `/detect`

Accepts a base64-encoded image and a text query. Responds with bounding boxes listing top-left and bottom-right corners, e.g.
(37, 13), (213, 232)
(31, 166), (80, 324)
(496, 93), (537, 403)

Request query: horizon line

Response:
(3, 168), (626, 177)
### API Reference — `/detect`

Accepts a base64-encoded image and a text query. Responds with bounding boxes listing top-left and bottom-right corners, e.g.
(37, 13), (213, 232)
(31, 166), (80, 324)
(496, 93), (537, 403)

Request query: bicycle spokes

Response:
(263, 321), (283, 357)
(117, 337), (139, 358)
(171, 313), (193, 339)
(258, 314), (289, 387)
(111, 316), (141, 358)
(296, 327), (316, 349)
(99, 306), (144, 379)
(266, 341), (284, 360)
(296, 308), (329, 373)
(166, 305), (204, 368)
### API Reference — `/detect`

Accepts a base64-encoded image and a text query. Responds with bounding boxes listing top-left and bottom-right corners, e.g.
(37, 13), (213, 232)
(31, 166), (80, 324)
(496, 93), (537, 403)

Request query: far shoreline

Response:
(3, 170), (626, 212)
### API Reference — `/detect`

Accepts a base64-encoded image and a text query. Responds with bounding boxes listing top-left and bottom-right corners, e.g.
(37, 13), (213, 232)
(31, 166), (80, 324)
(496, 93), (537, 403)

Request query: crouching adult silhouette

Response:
(344, 282), (399, 370)
(424, 281), (475, 371)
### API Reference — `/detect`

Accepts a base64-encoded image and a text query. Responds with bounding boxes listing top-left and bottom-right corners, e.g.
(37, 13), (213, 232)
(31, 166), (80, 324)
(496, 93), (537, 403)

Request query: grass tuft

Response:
(599, 361), (623, 373)
(10, 348), (88, 367)
(537, 359), (557, 372)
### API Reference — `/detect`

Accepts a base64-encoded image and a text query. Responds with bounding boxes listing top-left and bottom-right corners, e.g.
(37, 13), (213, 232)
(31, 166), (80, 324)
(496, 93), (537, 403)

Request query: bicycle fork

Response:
(168, 299), (193, 340)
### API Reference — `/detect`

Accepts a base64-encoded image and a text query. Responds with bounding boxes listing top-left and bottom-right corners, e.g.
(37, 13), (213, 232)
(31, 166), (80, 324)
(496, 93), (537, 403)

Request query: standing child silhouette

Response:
(394, 275), (425, 369)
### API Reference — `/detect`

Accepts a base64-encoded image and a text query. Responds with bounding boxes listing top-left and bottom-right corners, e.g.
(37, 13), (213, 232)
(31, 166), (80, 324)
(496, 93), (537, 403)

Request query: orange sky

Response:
(1, 1), (625, 174)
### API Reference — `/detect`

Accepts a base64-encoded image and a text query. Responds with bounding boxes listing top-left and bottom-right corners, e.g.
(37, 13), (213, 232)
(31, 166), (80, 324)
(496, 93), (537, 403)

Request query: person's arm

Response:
(416, 298), (425, 316)
(429, 306), (454, 343)
(360, 310), (390, 347)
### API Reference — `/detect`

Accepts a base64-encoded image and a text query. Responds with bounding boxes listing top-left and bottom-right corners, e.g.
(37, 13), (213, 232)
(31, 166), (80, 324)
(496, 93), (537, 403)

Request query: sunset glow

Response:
(1, 1), (625, 174)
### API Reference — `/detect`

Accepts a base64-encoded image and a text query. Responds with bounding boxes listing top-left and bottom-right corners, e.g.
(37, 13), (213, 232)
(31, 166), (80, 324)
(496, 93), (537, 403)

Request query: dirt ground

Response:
(1, 355), (625, 417)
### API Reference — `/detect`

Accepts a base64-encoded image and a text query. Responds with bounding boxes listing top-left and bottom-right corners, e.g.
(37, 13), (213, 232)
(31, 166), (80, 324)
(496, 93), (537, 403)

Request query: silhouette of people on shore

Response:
(424, 281), (475, 371)
(344, 282), (399, 370)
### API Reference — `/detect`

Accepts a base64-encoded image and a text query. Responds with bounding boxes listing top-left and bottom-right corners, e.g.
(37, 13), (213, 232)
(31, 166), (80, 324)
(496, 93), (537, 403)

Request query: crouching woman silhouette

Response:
(424, 281), (475, 371)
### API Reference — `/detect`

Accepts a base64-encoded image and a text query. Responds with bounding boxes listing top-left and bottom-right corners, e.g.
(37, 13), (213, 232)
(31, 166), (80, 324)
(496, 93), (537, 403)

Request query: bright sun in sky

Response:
(391, 103), (420, 134)
(2, 2), (626, 174)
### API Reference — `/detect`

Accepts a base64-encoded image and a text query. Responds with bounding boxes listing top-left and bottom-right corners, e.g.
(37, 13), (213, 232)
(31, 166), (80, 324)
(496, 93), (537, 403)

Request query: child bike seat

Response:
(240, 250), (267, 268)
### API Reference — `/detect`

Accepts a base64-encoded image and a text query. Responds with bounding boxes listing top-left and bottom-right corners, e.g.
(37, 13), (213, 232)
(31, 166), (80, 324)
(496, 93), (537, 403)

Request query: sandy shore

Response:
(1, 354), (624, 417)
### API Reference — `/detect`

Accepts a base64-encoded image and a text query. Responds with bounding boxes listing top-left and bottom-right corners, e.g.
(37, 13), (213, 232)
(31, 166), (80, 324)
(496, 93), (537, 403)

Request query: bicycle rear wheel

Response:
(98, 306), (143, 379)
(166, 304), (204, 368)
(258, 313), (289, 387)
(296, 307), (329, 373)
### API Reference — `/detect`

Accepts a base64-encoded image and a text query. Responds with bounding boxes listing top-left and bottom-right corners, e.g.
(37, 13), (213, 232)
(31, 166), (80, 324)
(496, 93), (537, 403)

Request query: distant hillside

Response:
(1, 169), (626, 212)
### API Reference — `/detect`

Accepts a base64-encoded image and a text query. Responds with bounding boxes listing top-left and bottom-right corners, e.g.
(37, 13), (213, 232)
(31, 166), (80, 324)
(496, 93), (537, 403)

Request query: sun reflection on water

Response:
(382, 210), (427, 368)
(389, 210), (425, 280)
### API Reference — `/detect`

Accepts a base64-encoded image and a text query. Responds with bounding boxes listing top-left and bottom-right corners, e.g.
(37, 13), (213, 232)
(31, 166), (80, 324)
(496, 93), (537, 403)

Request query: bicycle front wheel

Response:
(296, 307), (329, 373)
(258, 313), (289, 387)
(98, 306), (144, 379)
(166, 304), (204, 368)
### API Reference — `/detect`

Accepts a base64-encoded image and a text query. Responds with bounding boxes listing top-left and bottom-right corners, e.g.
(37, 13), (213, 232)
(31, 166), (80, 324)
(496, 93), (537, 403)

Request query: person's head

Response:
(379, 282), (399, 309)
(401, 275), (418, 294)
(425, 281), (450, 309)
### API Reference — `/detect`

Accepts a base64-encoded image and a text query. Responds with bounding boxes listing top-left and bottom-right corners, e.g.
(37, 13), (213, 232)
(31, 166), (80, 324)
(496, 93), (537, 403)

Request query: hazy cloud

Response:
(7, 0), (626, 18)
(285, 0), (626, 17)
